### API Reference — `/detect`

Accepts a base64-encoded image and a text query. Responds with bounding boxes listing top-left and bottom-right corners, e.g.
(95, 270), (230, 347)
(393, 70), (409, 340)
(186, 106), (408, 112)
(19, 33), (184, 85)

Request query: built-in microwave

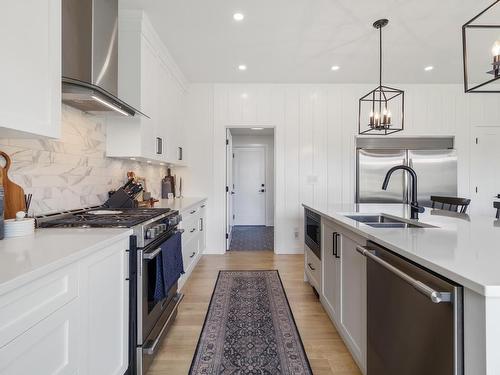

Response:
(304, 209), (321, 260)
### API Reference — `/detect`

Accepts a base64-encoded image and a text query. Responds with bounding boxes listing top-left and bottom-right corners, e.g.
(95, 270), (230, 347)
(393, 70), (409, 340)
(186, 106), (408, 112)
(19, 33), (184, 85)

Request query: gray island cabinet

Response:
(304, 203), (500, 375)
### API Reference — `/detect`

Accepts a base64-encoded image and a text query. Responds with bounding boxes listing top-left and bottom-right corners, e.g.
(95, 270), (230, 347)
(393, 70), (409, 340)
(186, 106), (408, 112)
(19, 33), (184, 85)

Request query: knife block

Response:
(104, 188), (138, 209)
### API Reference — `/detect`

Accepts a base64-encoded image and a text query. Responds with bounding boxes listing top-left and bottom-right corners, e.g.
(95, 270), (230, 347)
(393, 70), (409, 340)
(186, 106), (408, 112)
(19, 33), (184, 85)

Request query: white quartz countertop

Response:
(303, 203), (500, 297)
(157, 197), (207, 213)
(0, 228), (132, 295)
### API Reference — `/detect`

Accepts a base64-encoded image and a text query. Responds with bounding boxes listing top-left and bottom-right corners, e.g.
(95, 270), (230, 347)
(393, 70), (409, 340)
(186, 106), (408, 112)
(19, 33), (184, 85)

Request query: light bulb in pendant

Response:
(492, 40), (500, 77)
(492, 40), (500, 57)
(369, 110), (375, 126)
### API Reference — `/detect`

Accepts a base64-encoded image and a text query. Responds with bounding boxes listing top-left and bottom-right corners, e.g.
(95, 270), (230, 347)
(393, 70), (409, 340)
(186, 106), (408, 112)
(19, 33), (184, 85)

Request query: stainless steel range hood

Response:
(62, 0), (146, 117)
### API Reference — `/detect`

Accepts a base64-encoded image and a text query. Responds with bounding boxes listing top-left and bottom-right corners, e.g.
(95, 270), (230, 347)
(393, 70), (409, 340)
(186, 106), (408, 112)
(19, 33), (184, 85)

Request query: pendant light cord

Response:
(379, 26), (383, 88)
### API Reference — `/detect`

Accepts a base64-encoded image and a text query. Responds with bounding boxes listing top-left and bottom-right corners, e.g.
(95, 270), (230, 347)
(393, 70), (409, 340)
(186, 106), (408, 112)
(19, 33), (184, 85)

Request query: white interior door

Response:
(471, 127), (500, 216)
(226, 129), (233, 249)
(233, 147), (266, 225)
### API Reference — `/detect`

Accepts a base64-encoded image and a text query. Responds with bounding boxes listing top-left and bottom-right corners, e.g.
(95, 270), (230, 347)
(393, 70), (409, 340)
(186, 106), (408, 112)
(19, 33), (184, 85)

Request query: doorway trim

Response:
(225, 125), (276, 253)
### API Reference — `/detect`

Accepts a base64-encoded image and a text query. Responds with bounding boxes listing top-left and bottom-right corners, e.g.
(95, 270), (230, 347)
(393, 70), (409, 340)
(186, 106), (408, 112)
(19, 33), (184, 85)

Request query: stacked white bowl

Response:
(4, 212), (35, 238)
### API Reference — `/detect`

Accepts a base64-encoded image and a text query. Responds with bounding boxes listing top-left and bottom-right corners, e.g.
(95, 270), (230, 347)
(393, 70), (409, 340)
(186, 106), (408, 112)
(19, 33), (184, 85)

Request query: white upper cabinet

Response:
(106, 10), (188, 165)
(0, 0), (61, 138)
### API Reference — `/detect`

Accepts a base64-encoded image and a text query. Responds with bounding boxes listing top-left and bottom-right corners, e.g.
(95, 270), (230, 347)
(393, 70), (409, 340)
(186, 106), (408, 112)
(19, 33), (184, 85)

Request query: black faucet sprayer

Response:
(382, 165), (425, 220)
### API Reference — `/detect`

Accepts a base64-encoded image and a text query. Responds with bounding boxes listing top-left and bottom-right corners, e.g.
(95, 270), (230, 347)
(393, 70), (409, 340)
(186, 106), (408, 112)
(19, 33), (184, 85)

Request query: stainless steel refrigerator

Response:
(356, 137), (457, 207)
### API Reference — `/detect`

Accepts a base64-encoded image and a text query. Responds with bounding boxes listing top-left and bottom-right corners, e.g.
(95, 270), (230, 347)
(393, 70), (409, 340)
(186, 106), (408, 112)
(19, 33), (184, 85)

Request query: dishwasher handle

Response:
(356, 245), (452, 304)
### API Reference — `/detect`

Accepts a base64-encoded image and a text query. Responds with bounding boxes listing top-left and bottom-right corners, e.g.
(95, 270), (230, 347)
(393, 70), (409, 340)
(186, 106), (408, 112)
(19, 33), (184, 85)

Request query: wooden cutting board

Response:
(0, 151), (25, 219)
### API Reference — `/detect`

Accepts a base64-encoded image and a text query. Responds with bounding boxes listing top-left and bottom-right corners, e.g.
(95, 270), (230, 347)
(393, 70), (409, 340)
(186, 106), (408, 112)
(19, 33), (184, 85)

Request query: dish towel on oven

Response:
(153, 231), (184, 302)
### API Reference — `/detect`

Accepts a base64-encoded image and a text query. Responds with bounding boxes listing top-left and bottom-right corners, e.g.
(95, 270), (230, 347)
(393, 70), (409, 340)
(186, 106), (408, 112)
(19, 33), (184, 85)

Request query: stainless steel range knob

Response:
(146, 228), (153, 239)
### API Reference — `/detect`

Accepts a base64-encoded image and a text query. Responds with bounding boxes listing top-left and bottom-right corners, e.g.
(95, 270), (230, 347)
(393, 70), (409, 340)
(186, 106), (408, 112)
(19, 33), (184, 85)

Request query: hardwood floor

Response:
(147, 251), (361, 375)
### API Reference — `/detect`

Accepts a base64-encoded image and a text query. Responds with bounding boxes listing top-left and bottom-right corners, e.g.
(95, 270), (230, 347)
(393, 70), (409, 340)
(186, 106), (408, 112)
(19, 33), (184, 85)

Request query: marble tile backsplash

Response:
(0, 105), (168, 215)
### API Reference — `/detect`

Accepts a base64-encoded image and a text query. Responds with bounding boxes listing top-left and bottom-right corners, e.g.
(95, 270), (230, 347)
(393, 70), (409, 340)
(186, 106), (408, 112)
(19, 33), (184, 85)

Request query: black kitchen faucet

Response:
(382, 165), (424, 220)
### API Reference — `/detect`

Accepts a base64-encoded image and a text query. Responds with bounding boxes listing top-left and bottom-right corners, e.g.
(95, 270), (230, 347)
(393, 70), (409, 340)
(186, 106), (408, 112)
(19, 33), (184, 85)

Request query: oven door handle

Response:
(143, 229), (185, 260)
(143, 247), (162, 260)
(143, 293), (184, 355)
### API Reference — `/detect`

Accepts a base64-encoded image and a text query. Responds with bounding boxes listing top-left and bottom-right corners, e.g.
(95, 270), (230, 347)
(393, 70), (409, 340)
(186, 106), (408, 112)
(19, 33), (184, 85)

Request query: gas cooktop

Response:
(38, 207), (173, 228)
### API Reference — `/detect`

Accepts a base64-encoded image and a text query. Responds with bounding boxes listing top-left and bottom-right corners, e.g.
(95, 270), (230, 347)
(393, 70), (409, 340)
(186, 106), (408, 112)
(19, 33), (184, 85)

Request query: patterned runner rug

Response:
(189, 270), (312, 375)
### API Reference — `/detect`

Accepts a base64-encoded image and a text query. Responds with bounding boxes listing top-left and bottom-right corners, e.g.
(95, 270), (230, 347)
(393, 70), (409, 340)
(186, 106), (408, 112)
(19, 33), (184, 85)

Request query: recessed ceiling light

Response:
(331, 65), (340, 71)
(241, 93), (248, 99)
(238, 64), (247, 71)
(251, 127), (264, 130)
(424, 65), (434, 71)
(233, 12), (244, 21)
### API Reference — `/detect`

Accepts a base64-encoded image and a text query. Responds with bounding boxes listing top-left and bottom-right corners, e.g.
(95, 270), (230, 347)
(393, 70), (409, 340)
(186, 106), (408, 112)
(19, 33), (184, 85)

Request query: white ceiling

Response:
(121, 0), (495, 83)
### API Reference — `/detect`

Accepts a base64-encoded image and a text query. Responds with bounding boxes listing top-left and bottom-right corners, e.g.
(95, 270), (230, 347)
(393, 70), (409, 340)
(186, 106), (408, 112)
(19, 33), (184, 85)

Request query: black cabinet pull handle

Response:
(334, 233), (341, 259)
(333, 232), (337, 257)
(307, 263), (315, 271)
(190, 228), (196, 233)
(190, 210), (196, 214)
(190, 252), (196, 258)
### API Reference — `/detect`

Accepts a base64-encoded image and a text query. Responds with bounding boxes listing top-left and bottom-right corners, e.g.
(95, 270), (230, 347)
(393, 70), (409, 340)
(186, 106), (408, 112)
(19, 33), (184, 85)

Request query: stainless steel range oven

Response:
(129, 212), (184, 375)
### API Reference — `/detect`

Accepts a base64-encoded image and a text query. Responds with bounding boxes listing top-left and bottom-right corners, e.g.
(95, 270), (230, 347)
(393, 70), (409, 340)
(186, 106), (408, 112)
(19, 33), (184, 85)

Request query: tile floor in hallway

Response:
(147, 251), (361, 375)
(229, 226), (274, 251)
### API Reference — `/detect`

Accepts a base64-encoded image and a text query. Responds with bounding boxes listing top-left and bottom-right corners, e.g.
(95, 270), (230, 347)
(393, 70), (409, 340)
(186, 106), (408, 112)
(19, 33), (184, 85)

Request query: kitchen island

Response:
(303, 203), (500, 375)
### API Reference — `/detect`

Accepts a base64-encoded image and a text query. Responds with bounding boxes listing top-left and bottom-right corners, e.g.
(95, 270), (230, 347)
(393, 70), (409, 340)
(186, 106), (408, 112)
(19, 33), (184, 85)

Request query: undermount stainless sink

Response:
(344, 214), (436, 229)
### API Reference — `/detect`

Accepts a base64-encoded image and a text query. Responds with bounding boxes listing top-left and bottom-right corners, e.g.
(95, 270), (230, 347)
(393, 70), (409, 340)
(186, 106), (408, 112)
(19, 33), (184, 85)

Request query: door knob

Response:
(259, 189), (265, 193)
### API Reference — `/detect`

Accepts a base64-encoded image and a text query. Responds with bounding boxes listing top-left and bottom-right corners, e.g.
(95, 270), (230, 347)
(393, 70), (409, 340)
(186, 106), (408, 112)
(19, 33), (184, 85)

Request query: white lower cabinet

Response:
(78, 240), (129, 375)
(319, 219), (367, 374)
(0, 299), (80, 375)
(339, 233), (366, 373)
(0, 237), (130, 375)
(321, 221), (341, 322)
(178, 200), (207, 289)
(305, 246), (322, 292)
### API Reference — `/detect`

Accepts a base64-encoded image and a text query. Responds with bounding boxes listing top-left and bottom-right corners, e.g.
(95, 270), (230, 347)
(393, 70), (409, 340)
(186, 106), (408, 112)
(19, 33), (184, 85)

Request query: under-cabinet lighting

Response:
(331, 65), (340, 71)
(424, 66), (434, 71)
(238, 64), (247, 71)
(251, 127), (264, 130)
(91, 95), (130, 116)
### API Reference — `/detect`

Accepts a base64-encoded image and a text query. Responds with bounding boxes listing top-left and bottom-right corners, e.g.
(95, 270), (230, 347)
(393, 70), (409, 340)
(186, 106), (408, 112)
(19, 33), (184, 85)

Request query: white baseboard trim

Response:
(274, 247), (304, 255)
(203, 248), (226, 255)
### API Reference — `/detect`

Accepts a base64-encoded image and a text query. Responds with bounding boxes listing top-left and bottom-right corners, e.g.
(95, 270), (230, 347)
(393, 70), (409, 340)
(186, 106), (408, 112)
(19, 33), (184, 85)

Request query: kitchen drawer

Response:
(182, 235), (199, 272)
(183, 206), (200, 222)
(0, 264), (79, 348)
(198, 202), (207, 216)
(182, 219), (199, 245)
(0, 298), (79, 374)
(305, 246), (321, 292)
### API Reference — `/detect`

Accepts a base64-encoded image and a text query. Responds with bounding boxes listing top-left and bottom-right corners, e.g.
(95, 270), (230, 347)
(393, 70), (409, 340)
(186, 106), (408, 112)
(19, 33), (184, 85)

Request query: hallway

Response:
(229, 225), (274, 251)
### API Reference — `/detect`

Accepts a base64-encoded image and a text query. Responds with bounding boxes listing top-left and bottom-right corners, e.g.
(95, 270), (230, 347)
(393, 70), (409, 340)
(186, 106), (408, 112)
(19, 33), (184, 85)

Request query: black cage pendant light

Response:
(462, 0), (500, 93)
(358, 19), (404, 135)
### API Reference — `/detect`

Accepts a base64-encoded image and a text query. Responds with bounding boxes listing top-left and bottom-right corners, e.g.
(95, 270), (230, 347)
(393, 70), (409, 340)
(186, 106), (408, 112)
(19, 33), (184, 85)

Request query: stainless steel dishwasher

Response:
(356, 241), (463, 375)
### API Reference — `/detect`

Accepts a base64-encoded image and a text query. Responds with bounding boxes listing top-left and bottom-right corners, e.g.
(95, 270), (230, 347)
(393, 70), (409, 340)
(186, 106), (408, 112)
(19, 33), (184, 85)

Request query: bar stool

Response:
(430, 196), (471, 214)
